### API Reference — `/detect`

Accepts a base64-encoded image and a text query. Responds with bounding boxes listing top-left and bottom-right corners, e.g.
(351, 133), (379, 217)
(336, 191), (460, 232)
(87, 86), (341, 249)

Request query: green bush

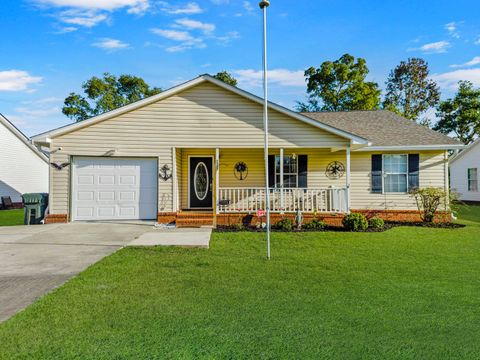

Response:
(368, 217), (384, 229)
(275, 218), (294, 231)
(342, 213), (368, 231)
(302, 219), (326, 231)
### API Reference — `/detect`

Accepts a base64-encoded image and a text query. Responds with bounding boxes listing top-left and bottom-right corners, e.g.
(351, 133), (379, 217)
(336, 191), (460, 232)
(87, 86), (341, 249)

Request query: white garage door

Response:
(72, 157), (158, 221)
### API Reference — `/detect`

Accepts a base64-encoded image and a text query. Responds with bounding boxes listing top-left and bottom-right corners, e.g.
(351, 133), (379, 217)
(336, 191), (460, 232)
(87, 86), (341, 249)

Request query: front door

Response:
(189, 157), (213, 208)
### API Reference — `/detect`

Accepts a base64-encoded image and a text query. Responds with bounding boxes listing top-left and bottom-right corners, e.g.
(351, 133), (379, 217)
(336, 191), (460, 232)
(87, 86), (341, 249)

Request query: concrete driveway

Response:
(0, 222), (153, 323)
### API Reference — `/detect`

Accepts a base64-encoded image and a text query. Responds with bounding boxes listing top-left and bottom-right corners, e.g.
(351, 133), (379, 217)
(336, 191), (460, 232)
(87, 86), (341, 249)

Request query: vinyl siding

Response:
(0, 121), (48, 203)
(450, 143), (480, 201)
(49, 82), (348, 215)
(179, 149), (447, 211)
(350, 151), (447, 210)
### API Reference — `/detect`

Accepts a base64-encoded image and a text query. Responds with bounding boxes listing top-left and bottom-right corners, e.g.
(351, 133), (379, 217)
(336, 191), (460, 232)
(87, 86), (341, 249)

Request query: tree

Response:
(62, 73), (162, 122)
(434, 81), (480, 144)
(213, 71), (238, 86)
(296, 54), (381, 112)
(383, 58), (440, 122)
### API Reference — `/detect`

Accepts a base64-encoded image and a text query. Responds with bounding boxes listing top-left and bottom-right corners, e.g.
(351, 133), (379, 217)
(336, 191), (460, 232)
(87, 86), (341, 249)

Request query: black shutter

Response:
(408, 154), (420, 190)
(371, 154), (383, 193)
(268, 155), (275, 188)
(298, 155), (308, 188)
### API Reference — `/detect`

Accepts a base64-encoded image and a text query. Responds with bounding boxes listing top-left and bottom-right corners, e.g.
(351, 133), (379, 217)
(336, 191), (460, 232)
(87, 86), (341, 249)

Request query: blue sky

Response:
(1, 0), (480, 136)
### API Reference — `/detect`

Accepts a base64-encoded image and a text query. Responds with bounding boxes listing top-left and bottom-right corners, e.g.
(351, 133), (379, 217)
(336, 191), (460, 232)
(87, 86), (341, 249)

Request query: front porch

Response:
(168, 147), (351, 227)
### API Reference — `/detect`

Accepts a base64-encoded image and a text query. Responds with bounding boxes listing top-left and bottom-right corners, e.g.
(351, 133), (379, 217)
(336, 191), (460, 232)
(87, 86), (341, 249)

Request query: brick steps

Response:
(176, 212), (214, 228)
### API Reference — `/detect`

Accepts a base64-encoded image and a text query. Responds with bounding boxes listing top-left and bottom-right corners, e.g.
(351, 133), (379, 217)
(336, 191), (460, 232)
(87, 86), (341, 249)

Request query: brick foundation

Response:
(216, 212), (345, 227)
(352, 209), (452, 223)
(157, 212), (177, 224)
(45, 214), (68, 224)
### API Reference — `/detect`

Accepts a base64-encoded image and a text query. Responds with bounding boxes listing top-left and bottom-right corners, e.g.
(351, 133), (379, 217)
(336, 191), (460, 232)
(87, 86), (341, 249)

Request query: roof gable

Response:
(450, 138), (480, 164)
(0, 114), (48, 163)
(32, 75), (369, 145)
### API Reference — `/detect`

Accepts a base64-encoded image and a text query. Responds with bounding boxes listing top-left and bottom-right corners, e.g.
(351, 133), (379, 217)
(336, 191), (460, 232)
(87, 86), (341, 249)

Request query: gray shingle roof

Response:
(301, 110), (462, 147)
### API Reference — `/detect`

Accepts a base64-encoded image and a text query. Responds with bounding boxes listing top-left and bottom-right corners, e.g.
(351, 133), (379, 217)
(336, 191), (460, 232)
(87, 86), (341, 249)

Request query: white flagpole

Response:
(259, 0), (271, 259)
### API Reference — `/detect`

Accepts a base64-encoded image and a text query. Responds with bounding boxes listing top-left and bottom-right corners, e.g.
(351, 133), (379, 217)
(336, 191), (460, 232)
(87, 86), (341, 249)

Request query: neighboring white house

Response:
(0, 114), (49, 205)
(450, 139), (480, 203)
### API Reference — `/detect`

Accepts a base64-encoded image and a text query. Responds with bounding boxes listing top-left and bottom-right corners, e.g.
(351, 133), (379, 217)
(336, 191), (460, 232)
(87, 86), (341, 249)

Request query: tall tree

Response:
(383, 58), (440, 122)
(62, 73), (161, 122)
(434, 81), (480, 144)
(296, 54), (381, 112)
(213, 71), (238, 86)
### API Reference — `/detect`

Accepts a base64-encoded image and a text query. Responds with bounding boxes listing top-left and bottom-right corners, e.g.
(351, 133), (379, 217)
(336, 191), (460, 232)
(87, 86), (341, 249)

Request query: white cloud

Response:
(151, 28), (205, 52)
(33, 0), (149, 12)
(151, 28), (195, 41)
(234, 69), (305, 88)
(15, 107), (61, 117)
(215, 31), (240, 44)
(174, 18), (215, 34)
(32, 0), (149, 28)
(409, 40), (451, 54)
(475, 36), (480, 45)
(432, 68), (480, 89)
(450, 56), (480, 68)
(243, 1), (254, 14)
(54, 26), (78, 33)
(92, 38), (130, 51)
(0, 70), (43, 92)
(58, 9), (108, 27)
(445, 21), (460, 38)
(159, 2), (203, 15)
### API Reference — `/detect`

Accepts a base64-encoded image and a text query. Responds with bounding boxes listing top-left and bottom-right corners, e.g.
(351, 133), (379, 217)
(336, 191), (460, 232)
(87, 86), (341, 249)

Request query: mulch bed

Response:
(215, 221), (465, 233)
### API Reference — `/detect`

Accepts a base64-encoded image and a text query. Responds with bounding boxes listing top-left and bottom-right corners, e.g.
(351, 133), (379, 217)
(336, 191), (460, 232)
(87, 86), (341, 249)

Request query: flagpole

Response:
(259, 0), (271, 259)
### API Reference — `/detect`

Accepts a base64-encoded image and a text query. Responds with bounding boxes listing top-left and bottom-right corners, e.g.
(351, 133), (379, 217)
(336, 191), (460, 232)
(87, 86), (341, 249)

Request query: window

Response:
(468, 168), (478, 192)
(383, 154), (408, 193)
(275, 155), (298, 188)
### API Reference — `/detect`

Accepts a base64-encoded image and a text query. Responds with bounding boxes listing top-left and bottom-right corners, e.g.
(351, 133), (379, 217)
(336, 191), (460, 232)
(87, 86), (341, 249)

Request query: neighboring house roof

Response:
(32, 75), (369, 146)
(0, 114), (48, 163)
(449, 138), (480, 165)
(302, 110), (464, 150)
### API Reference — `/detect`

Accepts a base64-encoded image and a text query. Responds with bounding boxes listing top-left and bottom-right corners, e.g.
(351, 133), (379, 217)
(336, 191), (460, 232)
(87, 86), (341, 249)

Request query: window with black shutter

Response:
(408, 154), (420, 190)
(371, 154), (383, 193)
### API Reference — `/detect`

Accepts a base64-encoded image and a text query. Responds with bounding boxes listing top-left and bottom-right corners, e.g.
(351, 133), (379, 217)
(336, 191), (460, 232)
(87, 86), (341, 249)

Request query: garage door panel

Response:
(72, 157), (158, 221)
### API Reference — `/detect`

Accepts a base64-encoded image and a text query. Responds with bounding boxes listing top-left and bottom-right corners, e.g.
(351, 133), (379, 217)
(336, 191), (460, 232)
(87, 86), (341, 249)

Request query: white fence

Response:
(218, 187), (347, 213)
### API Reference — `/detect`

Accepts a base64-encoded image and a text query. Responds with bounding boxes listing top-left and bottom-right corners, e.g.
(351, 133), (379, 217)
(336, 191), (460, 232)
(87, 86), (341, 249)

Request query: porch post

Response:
(172, 147), (177, 212)
(280, 148), (284, 213)
(215, 148), (220, 215)
(346, 145), (351, 213)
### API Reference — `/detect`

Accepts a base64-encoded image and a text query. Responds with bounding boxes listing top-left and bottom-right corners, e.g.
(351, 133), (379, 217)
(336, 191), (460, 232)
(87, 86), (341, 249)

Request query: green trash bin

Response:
(22, 193), (49, 225)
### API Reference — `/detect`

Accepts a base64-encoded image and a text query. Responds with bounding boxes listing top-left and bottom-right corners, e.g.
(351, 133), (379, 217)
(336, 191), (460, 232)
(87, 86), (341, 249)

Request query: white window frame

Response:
(275, 155), (298, 188)
(468, 168), (478, 192)
(382, 154), (409, 194)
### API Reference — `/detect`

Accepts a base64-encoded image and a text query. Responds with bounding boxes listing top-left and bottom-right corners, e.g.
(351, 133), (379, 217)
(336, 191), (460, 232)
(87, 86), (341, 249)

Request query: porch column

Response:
(172, 147), (178, 212)
(215, 148), (220, 215)
(280, 148), (284, 213)
(346, 145), (351, 213)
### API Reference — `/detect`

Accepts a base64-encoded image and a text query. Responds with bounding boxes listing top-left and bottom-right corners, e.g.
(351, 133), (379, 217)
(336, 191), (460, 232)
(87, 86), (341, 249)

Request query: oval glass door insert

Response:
(194, 162), (209, 200)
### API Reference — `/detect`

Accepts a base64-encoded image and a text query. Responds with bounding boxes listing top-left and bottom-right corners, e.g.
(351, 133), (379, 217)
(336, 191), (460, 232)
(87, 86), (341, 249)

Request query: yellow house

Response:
(32, 75), (463, 226)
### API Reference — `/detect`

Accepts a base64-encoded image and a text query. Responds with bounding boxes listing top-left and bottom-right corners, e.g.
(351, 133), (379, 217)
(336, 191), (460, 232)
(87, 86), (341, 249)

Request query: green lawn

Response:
(0, 208), (479, 359)
(0, 209), (24, 226)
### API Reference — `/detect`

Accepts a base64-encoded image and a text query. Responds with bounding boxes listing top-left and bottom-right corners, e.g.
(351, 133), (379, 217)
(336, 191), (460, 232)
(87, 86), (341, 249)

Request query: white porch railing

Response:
(218, 187), (347, 213)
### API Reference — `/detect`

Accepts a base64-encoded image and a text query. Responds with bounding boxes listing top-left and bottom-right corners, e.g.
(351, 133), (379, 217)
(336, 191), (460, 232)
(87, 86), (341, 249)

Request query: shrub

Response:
(302, 218), (326, 231)
(410, 187), (448, 223)
(342, 213), (368, 231)
(275, 218), (294, 231)
(368, 216), (384, 229)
